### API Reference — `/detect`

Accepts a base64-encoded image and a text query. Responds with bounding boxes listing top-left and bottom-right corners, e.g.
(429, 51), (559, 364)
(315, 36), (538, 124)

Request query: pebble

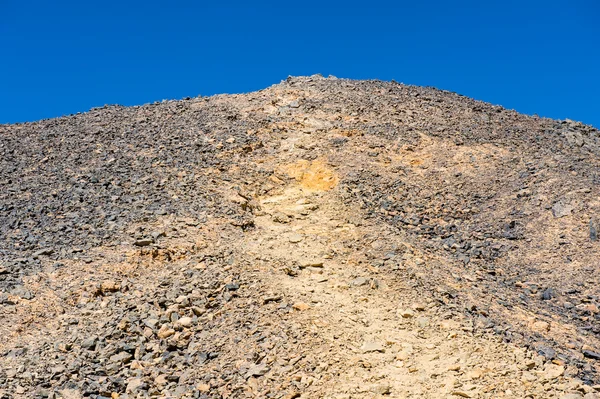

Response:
(351, 277), (369, 287)
(532, 320), (550, 332)
(416, 316), (430, 328)
(59, 389), (82, 399)
(110, 352), (133, 363)
(246, 363), (270, 378)
(197, 383), (210, 392)
(11, 285), (34, 300)
(371, 384), (392, 395)
(583, 350), (600, 360)
(177, 316), (194, 328)
(451, 391), (473, 398)
(263, 295), (283, 304)
(413, 303), (427, 311)
(299, 260), (323, 268)
(289, 234), (304, 243)
(544, 364), (565, 379)
(537, 345), (556, 360)
(134, 238), (154, 247)
(157, 325), (176, 339)
(361, 341), (385, 353)
(552, 201), (574, 218)
(292, 302), (310, 311)
(80, 337), (97, 350)
(126, 377), (147, 393)
(100, 280), (120, 293)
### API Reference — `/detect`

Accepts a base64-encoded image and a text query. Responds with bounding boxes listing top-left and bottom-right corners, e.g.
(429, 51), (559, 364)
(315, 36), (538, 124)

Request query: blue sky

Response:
(1, 1), (599, 127)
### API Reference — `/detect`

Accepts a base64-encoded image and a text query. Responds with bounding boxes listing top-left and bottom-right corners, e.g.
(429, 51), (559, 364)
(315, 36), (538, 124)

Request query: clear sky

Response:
(1, 1), (599, 127)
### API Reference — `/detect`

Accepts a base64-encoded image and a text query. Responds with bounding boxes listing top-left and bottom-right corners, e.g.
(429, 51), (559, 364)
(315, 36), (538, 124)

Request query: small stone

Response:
(371, 384), (392, 395)
(552, 200), (573, 218)
(451, 391), (472, 398)
(134, 238), (154, 247)
(130, 360), (143, 370)
(157, 325), (176, 339)
(11, 285), (34, 300)
(110, 352), (133, 363)
(537, 345), (556, 360)
(541, 288), (556, 300)
(399, 309), (415, 318)
(59, 389), (82, 399)
(81, 337), (97, 350)
(299, 259), (323, 268)
(225, 283), (240, 291)
(245, 363), (270, 378)
(177, 316), (194, 328)
(292, 302), (310, 311)
(361, 341), (385, 353)
(448, 364), (461, 371)
(152, 231), (167, 240)
(396, 350), (411, 361)
(100, 281), (120, 294)
(126, 377), (147, 393)
(144, 318), (159, 329)
(263, 295), (283, 304)
(583, 350), (600, 360)
(532, 320), (550, 332)
(154, 374), (169, 386)
(524, 360), (536, 370)
(33, 248), (54, 258)
(351, 277), (369, 287)
(466, 368), (484, 380)
(289, 234), (304, 243)
(272, 212), (292, 224)
(413, 303), (427, 311)
(544, 363), (565, 379)
(197, 383), (210, 392)
(416, 316), (429, 328)
(192, 306), (205, 316)
(591, 218), (599, 241)
(117, 318), (130, 331)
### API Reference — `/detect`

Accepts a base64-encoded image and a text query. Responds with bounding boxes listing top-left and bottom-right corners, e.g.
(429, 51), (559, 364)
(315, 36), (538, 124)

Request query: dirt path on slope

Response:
(238, 164), (595, 399)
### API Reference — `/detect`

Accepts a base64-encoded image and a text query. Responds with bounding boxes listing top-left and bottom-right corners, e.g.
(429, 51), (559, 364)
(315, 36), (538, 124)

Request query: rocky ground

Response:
(2, 75), (600, 398)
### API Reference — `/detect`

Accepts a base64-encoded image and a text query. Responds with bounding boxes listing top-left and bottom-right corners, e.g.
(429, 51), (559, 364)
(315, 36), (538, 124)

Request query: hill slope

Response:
(2, 75), (600, 398)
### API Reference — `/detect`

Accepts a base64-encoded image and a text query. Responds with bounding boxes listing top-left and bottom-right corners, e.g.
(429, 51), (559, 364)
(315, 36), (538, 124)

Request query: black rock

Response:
(541, 288), (556, 300)
(225, 283), (240, 291)
(583, 350), (600, 360)
(536, 345), (556, 360)
(591, 218), (599, 241)
(81, 337), (98, 350)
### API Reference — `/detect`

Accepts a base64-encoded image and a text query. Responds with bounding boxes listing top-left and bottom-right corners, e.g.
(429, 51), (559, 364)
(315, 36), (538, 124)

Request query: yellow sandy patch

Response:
(283, 159), (339, 191)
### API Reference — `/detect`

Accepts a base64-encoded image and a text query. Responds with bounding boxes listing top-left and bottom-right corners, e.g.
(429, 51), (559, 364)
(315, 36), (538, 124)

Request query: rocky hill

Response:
(2, 75), (600, 398)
